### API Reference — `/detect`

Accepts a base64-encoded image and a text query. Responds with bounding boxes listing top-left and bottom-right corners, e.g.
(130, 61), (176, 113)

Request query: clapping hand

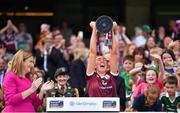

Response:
(31, 77), (43, 92)
(7, 20), (12, 27)
(41, 80), (54, 93)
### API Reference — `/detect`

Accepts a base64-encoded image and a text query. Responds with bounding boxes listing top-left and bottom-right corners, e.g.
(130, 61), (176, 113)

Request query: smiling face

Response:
(163, 36), (172, 48)
(147, 37), (155, 49)
(96, 56), (109, 74)
(44, 33), (54, 48)
(162, 53), (174, 66)
(54, 34), (63, 46)
(56, 74), (69, 86)
(23, 56), (34, 75)
(123, 60), (134, 72)
(146, 70), (157, 84)
(118, 40), (126, 52)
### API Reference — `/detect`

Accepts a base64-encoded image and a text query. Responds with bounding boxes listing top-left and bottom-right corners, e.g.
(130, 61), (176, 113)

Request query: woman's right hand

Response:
(41, 80), (54, 93)
(31, 77), (43, 92)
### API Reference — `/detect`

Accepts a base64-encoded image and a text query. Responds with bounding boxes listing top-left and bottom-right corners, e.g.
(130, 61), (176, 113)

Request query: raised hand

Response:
(122, 26), (126, 34)
(89, 21), (96, 30)
(150, 54), (161, 62)
(112, 22), (117, 33)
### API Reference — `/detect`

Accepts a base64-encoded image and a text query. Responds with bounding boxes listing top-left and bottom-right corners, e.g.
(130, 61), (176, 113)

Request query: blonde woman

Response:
(2, 49), (54, 112)
(123, 43), (136, 57)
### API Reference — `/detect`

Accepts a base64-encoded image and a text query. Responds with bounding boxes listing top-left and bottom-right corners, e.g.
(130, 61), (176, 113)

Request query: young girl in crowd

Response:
(161, 49), (176, 76)
(133, 47), (145, 64)
(131, 66), (164, 103)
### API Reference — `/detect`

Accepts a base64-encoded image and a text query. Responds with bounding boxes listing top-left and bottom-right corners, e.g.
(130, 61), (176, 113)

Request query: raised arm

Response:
(122, 33), (131, 45)
(0, 20), (18, 34)
(150, 54), (165, 80)
(9, 20), (19, 33)
(110, 22), (118, 74)
(121, 26), (131, 44)
(0, 22), (9, 34)
(86, 22), (97, 75)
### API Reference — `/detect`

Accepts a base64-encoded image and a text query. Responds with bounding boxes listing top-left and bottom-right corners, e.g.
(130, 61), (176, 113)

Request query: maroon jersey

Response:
(86, 71), (117, 97)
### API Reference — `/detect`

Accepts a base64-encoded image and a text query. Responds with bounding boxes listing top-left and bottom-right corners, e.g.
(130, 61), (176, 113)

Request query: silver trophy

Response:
(96, 15), (113, 52)
(96, 15), (113, 33)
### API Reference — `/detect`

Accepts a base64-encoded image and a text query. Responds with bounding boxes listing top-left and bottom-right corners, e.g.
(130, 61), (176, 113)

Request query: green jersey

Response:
(160, 92), (180, 112)
(121, 70), (134, 95)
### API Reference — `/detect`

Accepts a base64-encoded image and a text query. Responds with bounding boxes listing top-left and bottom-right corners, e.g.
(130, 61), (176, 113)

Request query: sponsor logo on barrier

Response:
(46, 98), (119, 111)
(69, 101), (97, 107)
(49, 100), (64, 108)
(103, 101), (116, 108)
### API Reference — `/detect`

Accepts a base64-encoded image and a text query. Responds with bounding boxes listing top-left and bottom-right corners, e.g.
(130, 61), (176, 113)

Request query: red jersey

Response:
(86, 71), (117, 97)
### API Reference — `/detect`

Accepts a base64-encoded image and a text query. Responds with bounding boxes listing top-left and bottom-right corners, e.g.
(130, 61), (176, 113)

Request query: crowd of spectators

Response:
(0, 19), (179, 112)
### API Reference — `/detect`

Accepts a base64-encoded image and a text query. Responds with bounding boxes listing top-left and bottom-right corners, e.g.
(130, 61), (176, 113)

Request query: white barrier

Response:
(46, 97), (120, 111)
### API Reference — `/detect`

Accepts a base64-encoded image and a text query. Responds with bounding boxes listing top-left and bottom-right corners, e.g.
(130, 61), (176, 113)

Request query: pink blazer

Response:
(3, 71), (42, 112)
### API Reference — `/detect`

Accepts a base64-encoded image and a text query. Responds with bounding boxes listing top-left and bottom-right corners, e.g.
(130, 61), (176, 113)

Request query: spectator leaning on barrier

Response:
(132, 84), (162, 111)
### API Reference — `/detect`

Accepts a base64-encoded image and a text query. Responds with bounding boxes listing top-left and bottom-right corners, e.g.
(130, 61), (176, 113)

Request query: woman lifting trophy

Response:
(86, 16), (118, 97)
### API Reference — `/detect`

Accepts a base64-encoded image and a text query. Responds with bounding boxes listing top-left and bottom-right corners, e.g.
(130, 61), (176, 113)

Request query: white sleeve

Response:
(110, 71), (118, 76)
(86, 71), (95, 76)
